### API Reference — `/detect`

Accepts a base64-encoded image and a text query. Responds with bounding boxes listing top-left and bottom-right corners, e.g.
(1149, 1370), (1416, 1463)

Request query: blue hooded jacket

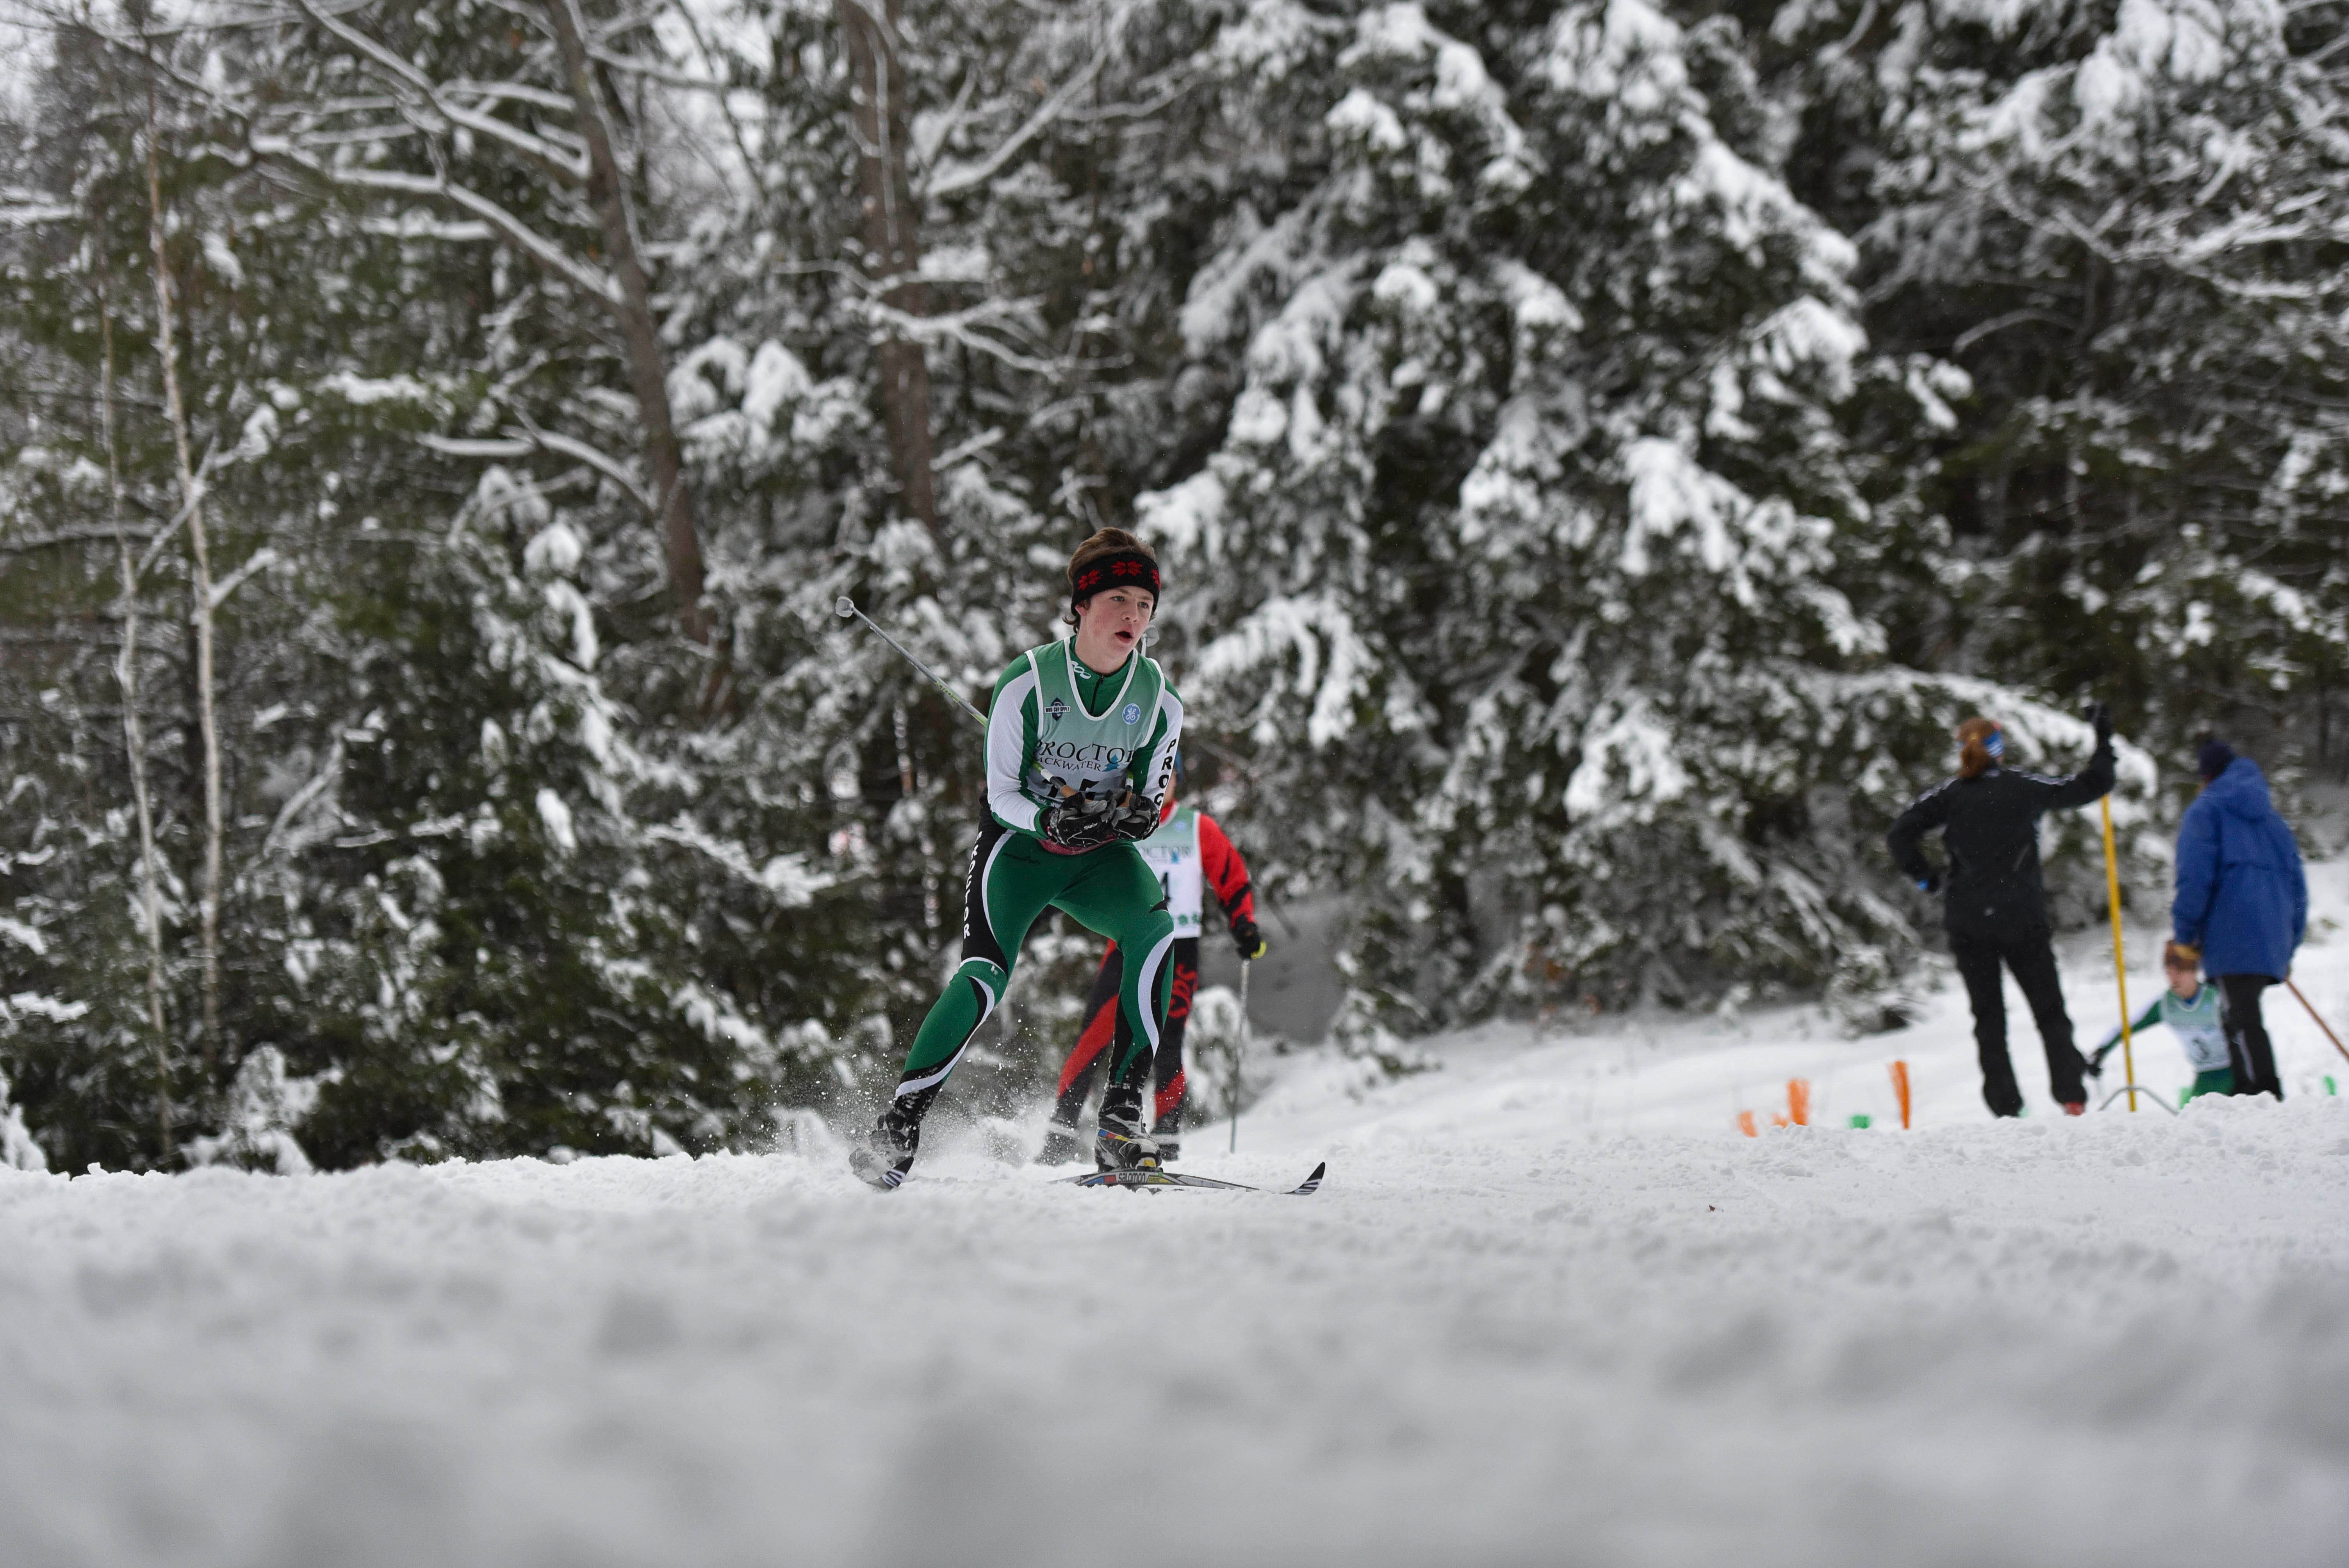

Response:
(2172, 758), (2306, 979)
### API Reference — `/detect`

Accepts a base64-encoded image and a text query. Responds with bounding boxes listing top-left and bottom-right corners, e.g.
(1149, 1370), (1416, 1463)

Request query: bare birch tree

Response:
(97, 258), (175, 1159)
(143, 90), (223, 1074)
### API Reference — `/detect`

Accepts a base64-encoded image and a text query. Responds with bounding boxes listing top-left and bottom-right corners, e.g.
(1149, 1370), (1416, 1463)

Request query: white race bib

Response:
(1137, 809), (1202, 934)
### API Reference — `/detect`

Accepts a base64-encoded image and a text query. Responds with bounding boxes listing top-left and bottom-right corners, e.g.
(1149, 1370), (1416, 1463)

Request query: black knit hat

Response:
(2196, 738), (2236, 780)
(1070, 550), (1158, 605)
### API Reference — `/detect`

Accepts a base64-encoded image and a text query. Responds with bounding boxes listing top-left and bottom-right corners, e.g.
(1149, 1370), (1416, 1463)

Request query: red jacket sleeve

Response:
(1196, 813), (1255, 925)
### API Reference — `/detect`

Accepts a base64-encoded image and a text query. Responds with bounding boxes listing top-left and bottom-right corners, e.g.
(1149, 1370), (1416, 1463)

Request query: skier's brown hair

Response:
(1063, 528), (1159, 627)
(1956, 716), (2003, 779)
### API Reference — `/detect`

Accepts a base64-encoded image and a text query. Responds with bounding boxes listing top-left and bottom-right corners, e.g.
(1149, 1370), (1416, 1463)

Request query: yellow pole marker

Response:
(2099, 796), (2137, 1112)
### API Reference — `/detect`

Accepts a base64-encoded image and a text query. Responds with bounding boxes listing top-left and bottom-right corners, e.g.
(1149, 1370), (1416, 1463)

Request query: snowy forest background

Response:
(1, 0), (2343, 1174)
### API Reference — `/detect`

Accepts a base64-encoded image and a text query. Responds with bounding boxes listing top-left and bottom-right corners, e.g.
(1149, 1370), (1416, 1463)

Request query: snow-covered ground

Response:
(7, 876), (2349, 1566)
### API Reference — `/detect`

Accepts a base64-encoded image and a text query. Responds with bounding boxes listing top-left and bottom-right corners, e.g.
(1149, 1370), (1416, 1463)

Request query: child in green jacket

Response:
(2087, 942), (2233, 1101)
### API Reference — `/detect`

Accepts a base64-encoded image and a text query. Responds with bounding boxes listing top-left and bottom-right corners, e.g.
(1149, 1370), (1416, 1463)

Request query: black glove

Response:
(1039, 801), (1116, 852)
(2085, 700), (2114, 744)
(1108, 790), (1160, 843)
(2083, 1042), (2112, 1081)
(1230, 916), (1266, 961)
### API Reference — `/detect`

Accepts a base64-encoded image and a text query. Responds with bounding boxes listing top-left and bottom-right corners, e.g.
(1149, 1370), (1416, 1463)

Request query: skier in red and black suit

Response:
(1037, 796), (1264, 1164)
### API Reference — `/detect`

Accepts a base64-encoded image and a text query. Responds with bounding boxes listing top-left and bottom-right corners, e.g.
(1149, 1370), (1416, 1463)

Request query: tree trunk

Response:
(837, 0), (938, 531)
(98, 262), (175, 1165)
(144, 102), (222, 1078)
(542, 0), (709, 644)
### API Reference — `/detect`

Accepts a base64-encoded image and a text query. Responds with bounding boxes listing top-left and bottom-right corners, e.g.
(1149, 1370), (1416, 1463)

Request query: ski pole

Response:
(2285, 977), (2349, 1067)
(1231, 957), (1250, 1153)
(834, 596), (986, 729)
(2099, 796), (2138, 1112)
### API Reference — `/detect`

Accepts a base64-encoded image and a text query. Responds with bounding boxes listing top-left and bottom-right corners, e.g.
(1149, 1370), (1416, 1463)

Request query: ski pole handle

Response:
(835, 596), (987, 729)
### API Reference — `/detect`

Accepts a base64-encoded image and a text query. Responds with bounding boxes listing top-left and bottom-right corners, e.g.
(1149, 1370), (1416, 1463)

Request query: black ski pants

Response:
(2218, 974), (2283, 1100)
(1949, 928), (2087, 1117)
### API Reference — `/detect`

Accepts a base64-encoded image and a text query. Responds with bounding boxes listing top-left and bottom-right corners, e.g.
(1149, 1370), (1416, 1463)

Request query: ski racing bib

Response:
(1019, 640), (1166, 814)
(2164, 987), (2231, 1074)
(1136, 807), (1203, 934)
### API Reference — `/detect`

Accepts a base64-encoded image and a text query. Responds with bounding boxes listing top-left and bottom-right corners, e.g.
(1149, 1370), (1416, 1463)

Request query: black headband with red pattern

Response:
(1070, 551), (1159, 604)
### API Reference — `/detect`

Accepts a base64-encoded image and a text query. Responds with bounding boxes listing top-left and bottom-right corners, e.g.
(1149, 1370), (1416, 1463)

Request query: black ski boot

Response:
(1094, 1085), (1160, 1172)
(1149, 1108), (1181, 1164)
(849, 1106), (920, 1190)
(1034, 1113), (1086, 1166)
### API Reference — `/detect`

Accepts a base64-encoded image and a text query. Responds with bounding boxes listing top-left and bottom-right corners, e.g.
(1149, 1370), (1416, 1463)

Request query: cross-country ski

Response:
(1056, 1160), (1327, 1194)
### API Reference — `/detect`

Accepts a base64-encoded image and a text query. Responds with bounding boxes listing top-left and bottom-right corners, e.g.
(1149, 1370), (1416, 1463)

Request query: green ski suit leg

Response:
(890, 820), (1173, 1116)
(1050, 844), (1177, 1079)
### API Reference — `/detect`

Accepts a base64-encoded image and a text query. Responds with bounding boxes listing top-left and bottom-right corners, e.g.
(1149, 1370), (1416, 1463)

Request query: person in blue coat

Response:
(2172, 739), (2307, 1100)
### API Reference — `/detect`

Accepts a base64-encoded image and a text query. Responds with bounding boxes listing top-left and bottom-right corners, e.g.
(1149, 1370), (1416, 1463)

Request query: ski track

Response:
(7, 879), (2349, 1565)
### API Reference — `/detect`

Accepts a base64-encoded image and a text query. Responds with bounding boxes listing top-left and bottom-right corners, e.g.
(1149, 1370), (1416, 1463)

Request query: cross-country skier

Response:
(1887, 706), (2116, 1118)
(1035, 790), (1264, 1165)
(850, 528), (1183, 1190)
(2087, 941), (2233, 1102)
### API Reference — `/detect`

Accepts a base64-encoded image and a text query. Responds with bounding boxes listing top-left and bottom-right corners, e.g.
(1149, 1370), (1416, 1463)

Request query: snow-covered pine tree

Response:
(1135, 0), (2151, 1027)
(2, 5), (872, 1165)
(1771, 0), (2349, 776)
(5, 0), (2212, 1169)
(642, 0), (1265, 1102)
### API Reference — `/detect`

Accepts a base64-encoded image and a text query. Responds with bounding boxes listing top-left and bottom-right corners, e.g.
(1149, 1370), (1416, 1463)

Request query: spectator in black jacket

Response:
(1887, 706), (2117, 1118)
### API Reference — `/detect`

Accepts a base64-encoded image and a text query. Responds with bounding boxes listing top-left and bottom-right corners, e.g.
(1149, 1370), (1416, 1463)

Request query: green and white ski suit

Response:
(886, 638), (1184, 1118)
(2093, 983), (2235, 1100)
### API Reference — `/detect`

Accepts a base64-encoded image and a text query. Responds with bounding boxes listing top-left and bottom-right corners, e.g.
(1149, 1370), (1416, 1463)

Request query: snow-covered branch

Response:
(290, 0), (591, 185)
(421, 427), (653, 514)
(862, 297), (1061, 376)
(0, 525), (160, 555)
(207, 547), (282, 611)
(510, 423), (656, 513)
(0, 201), (78, 226)
(923, 46), (1110, 199)
(256, 142), (622, 309)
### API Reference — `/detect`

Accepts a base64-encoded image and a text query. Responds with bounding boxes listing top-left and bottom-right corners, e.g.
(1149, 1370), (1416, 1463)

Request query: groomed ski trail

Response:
(5, 863), (2349, 1566)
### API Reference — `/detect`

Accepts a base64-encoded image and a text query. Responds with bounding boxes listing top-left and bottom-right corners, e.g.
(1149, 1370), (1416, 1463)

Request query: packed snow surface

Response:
(7, 897), (2349, 1566)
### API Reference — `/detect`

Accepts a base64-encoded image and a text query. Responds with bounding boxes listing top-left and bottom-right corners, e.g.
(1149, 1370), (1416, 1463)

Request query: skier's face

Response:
(2164, 957), (2199, 998)
(1074, 586), (1155, 672)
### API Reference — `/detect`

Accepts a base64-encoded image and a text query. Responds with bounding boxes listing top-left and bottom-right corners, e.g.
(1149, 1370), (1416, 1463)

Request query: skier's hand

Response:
(1108, 790), (1160, 843)
(2085, 699), (2114, 743)
(1039, 802), (1116, 851)
(1230, 917), (1267, 961)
